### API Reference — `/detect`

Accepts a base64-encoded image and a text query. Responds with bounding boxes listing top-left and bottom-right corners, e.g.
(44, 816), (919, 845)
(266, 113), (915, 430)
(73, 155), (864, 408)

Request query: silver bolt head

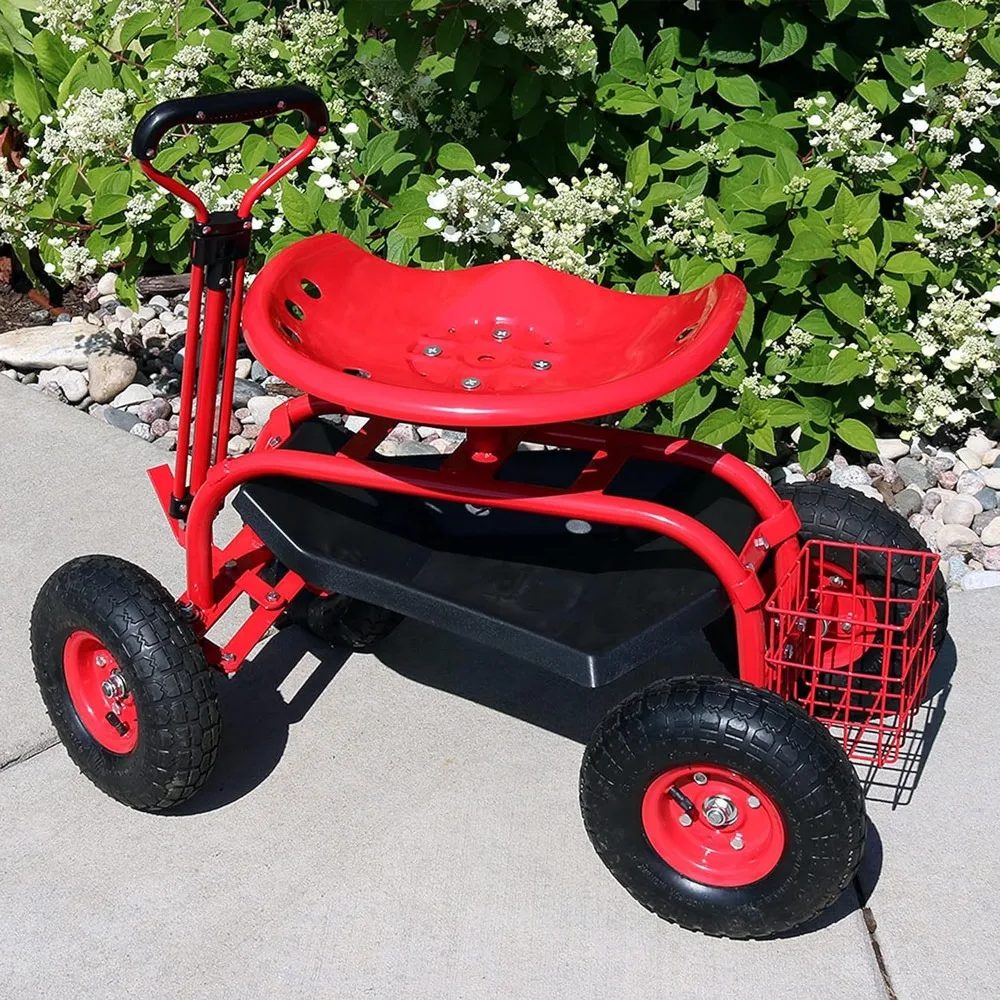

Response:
(830, 574), (845, 586)
(754, 536), (768, 549)
(267, 436), (282, 447)
(95, 654), (108, 667)
(492, 328), (510, 340)
(747, 795), (761, 809)
(693, 772), (708, 785)
(220, 652), (236, 663)
(840, 621), (853, 632)
(705, 807), (727, 827)
(101, 680), (116, 698)
(678, 813), (693, 827)
(730, 834), (745, 850)
(266, 591), (281, 602)
(532, 359), (551, 370)
(462, 377), (481, 390)
(423, 345), (442, 357)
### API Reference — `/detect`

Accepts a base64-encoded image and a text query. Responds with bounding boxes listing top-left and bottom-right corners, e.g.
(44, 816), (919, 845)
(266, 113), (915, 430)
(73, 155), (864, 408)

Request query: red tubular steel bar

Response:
(189, 288), (229, 492)
(214, 259), (248, 464)
(171, 264), (206, 504)
(140, 162), (209, 224)
(239, 135), (318, 217)
(183, 447), (770, 684)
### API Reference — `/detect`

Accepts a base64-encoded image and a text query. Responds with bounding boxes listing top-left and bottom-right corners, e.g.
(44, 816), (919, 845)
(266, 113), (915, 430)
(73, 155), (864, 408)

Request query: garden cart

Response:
(30, 86), (948, 940)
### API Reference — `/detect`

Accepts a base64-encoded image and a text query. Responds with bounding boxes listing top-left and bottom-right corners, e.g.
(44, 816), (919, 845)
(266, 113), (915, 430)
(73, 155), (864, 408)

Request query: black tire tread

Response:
(30, 555), (220, 811)
(581, 676), (866, 939)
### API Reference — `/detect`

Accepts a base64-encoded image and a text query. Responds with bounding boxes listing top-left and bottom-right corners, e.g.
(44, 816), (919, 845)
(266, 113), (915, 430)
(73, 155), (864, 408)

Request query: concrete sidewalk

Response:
(0, 377), (994, 999)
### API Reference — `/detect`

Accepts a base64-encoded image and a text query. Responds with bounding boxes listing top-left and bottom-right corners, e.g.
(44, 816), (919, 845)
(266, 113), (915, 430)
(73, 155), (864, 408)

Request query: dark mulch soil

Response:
(0, 280), (89, 334)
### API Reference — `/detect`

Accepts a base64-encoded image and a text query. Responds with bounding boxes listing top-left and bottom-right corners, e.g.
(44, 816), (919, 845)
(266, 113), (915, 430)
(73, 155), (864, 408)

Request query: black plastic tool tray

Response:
(234, 420), (757, 687)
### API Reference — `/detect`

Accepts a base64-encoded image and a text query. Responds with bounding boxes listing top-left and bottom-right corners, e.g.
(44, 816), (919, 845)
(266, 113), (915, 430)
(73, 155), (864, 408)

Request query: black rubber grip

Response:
(132, 84), (329, 160)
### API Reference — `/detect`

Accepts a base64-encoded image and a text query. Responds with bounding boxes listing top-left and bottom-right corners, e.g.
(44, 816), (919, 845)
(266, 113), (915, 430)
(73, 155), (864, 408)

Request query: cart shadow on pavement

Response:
(172, 626), (352, 815)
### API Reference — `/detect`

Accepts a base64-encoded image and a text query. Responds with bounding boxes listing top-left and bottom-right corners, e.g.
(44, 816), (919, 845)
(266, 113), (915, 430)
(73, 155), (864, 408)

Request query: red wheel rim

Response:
(811, 557), (880, 670)
(641, 764), (785, 887)
(62, 631), (138, 753)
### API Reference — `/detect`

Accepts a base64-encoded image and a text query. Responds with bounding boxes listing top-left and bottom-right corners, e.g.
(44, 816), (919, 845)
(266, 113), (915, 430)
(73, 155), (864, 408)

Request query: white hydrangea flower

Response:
(425, 216), (444, 231)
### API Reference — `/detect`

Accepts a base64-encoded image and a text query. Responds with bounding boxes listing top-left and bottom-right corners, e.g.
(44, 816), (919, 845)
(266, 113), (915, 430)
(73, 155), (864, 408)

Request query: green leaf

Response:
(626, 141), (651, 192)
(437, 142), (477, 171)
(786, 230), (834, 262)
(32, 31), (71, 86)
(694, 407), (742, 445)
(610, 25), (645, 78)
(209, 123), (249, 152)
(884, 250), (933, 274)
(835, 417), (878, 453)
(924, 47), (967, 90)
(760, 14), (808, 66)
(921, 0), (985, 28)
(272, 122), (302, 148)
(281, 181), (312, 233)
(762, 398), (805, 427)
(715, 74), (760, 107)
(798, 425), (831, 473)
(748, 424), (777, 455)
(90, 193), (129, 221)
(564, 105), (596, 166)
(819, 274), (866, 328)
(241, 133), (269, 172)
(824, 0), (852, 18)
(453, 39), (480, 93)
(511, 73), (543, 119)
(13, 54), (44, 120)
(361, 130), (400, 174)
(856, 79), (893, 112)
(827, 349), (868, 384)
(671, 380), (718, 424)
(796, 393), (834, 423)
(120, 10), (159, 47)
(435, 9), (466, 54)
(394, 211), (440, 238)
(882, 52), (915, 87)
(619, 405), (647, 430)
(596, 83), (659, 115)
(792, 348), (832, 383)
(727, 120), (798, 153)
(843, 238), (877, 277)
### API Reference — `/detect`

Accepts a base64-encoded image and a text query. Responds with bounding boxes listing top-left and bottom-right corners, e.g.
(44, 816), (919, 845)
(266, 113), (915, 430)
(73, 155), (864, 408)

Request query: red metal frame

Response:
(138, 119), (799, 698)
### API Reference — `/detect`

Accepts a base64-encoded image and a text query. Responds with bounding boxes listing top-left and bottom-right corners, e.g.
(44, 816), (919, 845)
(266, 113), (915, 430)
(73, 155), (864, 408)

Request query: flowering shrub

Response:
(1, 0), (1000, 467)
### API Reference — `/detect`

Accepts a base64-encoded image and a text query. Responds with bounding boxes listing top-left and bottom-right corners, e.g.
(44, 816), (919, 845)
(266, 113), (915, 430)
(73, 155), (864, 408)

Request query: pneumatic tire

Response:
(580, 675), (866, 939)
(30, 555), (220, 811)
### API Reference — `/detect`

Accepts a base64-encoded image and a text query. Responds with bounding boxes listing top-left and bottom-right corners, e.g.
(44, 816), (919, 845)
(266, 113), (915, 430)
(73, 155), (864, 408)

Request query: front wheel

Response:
(31, 555), (221, 811)
(580, 675), (865, 939)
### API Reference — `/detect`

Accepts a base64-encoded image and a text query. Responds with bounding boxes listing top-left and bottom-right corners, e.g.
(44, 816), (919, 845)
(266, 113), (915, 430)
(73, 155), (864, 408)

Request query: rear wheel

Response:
(258, 559), (402, 650)
(31, 555), (220, 811)
(580, 675), (865, 939)
(704, 481), (948, 678)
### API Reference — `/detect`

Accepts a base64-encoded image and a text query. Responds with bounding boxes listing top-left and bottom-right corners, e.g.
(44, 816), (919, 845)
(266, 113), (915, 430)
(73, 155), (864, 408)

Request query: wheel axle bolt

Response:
(693, 772), (708, 785)
(730, 834), (744, 850)
(101, 672), (127, 700)
(678, 814), (693, 827)
(747, 795), (761, 809)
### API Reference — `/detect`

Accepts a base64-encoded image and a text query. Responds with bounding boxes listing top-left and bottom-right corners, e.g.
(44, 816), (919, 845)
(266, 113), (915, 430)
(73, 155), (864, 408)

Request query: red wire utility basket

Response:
(764, 540), (940, 767)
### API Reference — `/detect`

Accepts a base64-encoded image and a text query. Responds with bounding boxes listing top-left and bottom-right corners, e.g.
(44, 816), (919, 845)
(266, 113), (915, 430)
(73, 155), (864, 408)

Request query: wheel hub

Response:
(702, 794), (739, 828)
(62, 631), (138, 753)
(641, 764), (786, 888)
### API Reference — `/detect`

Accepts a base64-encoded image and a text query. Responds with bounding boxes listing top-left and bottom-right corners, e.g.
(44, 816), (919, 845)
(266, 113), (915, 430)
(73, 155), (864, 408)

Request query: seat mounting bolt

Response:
(533, 359), (551, 370)
(424, 345), (442, 357)
(462, 377), (480, 390)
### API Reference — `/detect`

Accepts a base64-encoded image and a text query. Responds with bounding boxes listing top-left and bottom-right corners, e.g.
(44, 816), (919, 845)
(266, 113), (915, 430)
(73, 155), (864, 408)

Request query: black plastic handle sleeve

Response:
(132, 84), (329, 161)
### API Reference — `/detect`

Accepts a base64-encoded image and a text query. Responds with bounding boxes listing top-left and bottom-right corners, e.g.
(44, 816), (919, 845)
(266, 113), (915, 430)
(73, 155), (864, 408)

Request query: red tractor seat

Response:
(242, 233), (747, 427)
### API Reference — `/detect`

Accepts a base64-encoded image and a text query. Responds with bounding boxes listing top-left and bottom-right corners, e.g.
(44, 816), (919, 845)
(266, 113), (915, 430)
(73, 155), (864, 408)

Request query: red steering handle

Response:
(134, 85), (328, 223)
